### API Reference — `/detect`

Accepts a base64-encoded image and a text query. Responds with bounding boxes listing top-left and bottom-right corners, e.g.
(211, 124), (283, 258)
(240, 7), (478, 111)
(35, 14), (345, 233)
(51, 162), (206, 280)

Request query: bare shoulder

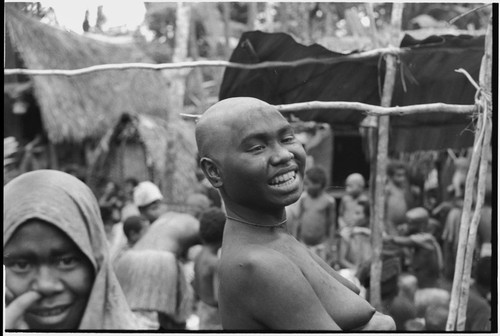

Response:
(219, 245), (307, 298)
(220, 245), (296, 280)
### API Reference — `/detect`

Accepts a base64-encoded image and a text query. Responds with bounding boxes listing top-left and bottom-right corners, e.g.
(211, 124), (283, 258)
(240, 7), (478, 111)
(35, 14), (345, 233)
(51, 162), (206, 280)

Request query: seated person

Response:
(465, 256), (491, 331)
(338, 199), (372, 271)
(123, 215), (150, 247)
(4, 170), (139, 330)
(195, 97), (395, 330)
(384, 207), (443, 288)
(338, 173), (369, 229)
(111, 215), (150, 266)
(424, 302), (449, 331)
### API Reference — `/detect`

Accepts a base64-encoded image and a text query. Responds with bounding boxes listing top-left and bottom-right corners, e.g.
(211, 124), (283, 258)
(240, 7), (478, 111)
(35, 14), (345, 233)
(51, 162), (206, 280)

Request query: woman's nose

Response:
(31, 266), (64, 296)
(270, 145), (294, 165)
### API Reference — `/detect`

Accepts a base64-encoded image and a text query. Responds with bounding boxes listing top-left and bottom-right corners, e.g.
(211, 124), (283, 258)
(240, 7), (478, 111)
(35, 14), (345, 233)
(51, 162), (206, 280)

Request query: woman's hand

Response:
(5, 289), (42, 329)
(358, 311), (396, 331)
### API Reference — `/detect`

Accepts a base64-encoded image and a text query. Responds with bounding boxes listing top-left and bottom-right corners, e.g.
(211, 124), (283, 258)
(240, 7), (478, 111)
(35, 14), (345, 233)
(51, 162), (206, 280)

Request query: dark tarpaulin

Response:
(219, 31), (484, 152)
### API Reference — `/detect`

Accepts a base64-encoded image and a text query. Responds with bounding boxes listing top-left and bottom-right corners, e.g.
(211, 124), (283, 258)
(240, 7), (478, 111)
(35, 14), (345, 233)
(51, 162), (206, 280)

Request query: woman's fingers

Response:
(5, 291), (42, 329)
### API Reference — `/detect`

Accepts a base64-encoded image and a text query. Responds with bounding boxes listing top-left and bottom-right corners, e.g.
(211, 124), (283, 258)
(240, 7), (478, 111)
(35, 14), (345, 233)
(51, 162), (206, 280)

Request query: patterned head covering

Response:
(4, 170), (138, 330)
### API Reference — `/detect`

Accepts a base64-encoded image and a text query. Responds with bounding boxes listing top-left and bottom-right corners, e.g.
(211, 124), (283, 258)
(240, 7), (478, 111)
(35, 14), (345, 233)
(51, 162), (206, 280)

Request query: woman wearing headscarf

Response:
(4, 170), (141, 330)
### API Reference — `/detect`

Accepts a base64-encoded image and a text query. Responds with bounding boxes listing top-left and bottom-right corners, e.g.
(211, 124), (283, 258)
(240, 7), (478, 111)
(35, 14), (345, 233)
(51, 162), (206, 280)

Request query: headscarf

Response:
(114, 249), (191, 323)
(4, 170), (138, 330)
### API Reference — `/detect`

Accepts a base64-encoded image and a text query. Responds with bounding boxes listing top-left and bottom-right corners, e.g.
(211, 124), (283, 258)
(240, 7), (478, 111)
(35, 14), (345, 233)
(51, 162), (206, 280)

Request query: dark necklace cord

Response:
(225, 214), (287, 228)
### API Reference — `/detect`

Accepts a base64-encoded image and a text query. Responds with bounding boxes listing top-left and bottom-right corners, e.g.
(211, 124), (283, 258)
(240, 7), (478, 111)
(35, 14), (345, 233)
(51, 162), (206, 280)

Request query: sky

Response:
(39, 0), (147, 33)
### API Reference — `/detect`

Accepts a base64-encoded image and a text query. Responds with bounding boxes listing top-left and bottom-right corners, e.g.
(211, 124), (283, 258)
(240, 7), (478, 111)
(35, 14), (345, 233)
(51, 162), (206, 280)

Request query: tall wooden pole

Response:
(369, 2), (403, 309)
(446, 12), (492, 331)
(222, 2), (231, 59)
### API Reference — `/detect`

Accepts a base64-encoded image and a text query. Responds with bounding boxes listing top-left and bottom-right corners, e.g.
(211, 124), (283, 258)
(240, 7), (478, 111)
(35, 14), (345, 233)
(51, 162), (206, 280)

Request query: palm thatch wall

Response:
(5, 7), (174, 144)
(89, 113), (198, 205)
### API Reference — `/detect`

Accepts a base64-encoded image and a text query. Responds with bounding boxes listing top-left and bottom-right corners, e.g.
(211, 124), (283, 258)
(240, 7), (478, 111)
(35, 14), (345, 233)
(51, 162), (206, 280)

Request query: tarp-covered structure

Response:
(220, 31), (484, 152)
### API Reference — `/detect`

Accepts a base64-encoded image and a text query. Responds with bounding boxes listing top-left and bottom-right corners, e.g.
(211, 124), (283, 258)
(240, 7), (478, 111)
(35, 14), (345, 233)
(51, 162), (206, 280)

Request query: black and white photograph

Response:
(3, 1), (494, 332)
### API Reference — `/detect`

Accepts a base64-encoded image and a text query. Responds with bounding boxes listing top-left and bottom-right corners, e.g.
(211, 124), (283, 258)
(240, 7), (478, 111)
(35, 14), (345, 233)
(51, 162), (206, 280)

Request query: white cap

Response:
(133, 181), (163, 207)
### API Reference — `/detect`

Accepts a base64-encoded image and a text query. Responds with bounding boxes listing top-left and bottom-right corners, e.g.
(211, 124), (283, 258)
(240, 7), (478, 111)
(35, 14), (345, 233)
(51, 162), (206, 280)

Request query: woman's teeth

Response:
(32, 306), (68, 316)
(270, 171), (296, 186)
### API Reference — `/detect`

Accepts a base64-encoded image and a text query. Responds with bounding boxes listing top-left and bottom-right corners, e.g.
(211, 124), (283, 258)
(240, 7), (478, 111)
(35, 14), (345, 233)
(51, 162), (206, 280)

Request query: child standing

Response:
(338, 199), (372, 271)
(297, 166), (337, 265)
(385, 161), (412, 236)
(193, 207), (226, 330)
(338, 173), (369, 230)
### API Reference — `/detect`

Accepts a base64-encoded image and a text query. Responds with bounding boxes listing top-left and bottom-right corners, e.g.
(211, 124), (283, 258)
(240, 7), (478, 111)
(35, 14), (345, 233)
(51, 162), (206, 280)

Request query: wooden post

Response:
(446, 12), (492, 331)
(247, 2), (257, 30)
(222, 2), (231, 59)
(369, 2), (403, 309)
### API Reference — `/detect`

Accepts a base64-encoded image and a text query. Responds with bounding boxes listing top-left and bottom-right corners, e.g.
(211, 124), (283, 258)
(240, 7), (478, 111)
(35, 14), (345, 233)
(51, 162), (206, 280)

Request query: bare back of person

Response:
(134, 212), (200, 257)
(219, 223), (375, 330)
(193, 247), (219, 306)
(299, 193), (333, 246)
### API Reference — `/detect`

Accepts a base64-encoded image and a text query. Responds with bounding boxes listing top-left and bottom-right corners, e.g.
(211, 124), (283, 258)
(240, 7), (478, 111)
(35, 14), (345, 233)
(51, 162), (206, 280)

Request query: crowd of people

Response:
(4, 97), (491, 331)
(286, 159), (491, 331)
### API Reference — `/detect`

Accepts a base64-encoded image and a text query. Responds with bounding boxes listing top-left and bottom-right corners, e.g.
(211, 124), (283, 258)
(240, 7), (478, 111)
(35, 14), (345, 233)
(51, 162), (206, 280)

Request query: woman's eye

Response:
(282, 136), (295, 144)
(249, 145), (265, 152)
(56, 255), (79, 269)
(7, 260), (32, 273)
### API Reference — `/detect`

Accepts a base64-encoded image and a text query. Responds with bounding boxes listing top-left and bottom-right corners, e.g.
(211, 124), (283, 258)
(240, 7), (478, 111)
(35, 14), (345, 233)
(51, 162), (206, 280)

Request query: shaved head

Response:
(194, 97), (306, 211)
(346, 173), (365, 187)
(196, 97), (282, 159)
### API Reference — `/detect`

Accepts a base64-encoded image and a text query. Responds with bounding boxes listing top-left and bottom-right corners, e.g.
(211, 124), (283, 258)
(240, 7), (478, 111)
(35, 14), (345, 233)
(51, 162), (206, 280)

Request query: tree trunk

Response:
(263, 2), (275, 32)
(164, 2), (191, 116)
(188, 7), (206, 113)
(222, 2), (231, 59)
(247, 2), (257, 30)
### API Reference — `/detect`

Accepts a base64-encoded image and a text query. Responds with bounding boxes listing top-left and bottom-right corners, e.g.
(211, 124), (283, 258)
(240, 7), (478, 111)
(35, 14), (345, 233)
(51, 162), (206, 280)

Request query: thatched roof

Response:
(89, 113), (198, 204)
(5, 7), (174, 144)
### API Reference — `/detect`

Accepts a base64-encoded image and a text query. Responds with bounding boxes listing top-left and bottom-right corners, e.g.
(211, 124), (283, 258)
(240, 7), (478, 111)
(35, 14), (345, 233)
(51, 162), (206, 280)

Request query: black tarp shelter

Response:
(220, 31), (484, 152)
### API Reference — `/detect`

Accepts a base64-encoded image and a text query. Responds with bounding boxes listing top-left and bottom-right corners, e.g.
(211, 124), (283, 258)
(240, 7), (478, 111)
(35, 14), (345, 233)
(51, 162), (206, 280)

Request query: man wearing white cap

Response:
(134, 181), (165, 223)
(109, 181), (163, 263)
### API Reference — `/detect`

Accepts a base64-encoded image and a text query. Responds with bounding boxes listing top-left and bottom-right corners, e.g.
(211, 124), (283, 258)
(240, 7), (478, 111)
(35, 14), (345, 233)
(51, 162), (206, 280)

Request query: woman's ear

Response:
(200, 157), (223, 188)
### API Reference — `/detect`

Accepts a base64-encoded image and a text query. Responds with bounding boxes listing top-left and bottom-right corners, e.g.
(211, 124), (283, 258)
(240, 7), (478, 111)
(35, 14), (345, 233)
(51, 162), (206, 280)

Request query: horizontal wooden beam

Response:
(3, 47), (405, 76)
(274, 101), (477, 116)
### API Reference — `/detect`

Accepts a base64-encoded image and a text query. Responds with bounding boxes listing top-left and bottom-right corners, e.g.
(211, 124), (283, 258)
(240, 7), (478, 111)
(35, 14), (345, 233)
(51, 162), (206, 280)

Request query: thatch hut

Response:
(89, 113), (198, 205)
(5, 7), (198, 201)
(5, 6), (175, 144)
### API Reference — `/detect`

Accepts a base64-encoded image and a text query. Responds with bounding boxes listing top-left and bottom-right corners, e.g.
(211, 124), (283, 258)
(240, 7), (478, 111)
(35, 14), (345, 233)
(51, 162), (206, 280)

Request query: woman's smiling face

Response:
(4, 219), (94, 330)
(217, 106), (306, 211)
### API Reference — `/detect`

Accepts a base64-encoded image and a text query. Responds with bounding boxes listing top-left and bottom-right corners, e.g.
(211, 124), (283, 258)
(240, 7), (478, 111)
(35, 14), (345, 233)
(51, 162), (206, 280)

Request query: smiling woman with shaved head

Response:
(195, 97), (395, 331)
